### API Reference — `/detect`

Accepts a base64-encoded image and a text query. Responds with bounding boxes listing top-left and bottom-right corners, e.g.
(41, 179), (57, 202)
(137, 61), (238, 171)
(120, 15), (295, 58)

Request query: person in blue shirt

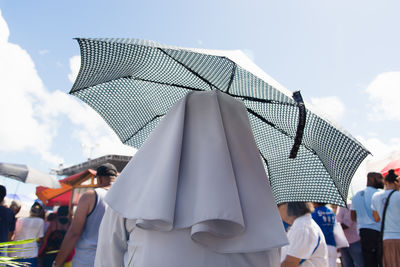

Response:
(371, 169), (400, 267)
(312, 203), (337, 267)
(350, 172), (384, 267)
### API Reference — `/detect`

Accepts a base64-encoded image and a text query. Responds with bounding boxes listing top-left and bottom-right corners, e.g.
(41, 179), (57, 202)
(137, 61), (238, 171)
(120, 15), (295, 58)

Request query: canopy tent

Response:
(36, 169), (97, 212)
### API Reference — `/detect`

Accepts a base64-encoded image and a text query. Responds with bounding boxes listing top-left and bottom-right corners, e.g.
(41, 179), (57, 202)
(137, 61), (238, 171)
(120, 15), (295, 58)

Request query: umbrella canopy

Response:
(70, 38), (369, 206)
(5, 193), (35, 204)
(381, 158), (400, 177)
(0, 162), (60, 188)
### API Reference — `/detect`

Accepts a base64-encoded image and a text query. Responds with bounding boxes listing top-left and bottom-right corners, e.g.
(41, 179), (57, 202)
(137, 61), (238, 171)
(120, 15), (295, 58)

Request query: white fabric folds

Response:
(105, 90), (288, 253)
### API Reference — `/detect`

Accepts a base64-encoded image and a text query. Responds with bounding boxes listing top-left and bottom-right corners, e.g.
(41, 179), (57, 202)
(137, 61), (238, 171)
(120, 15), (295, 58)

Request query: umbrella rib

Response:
(259, 151), (272, 186)
(226, 63), (237, 94)
(122, 114), (164, 144)
(131, 77), (206, 92)
(157, 48), (220, 91)
(131, 77), (296, 108)
(237, 95), (296, 107)
(246, 108), (316, 155)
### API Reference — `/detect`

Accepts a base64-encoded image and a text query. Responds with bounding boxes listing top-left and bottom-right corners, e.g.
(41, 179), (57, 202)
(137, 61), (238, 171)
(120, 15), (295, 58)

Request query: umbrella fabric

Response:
(36, 183), (73, 207)
(6, 193), (35, 204)
(0, 163), (60, 188)
(70, 38), (369, 206)
(106, 90), (288, 256)
(381, 158), (400, 177)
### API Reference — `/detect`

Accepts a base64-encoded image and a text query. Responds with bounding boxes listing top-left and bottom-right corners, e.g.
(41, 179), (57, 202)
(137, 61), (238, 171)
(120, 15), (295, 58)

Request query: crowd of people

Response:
(279, 170), (400, 267)
(0, 163), (117, 267)
(0, 164), (399, 267)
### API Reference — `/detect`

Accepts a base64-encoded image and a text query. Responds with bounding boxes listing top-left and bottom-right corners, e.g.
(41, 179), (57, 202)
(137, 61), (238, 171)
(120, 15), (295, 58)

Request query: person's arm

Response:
(8, 231), (14, 241)
(39, 221), (55, 255)
(372, 210), (380, 222)
(350, 210), (357, 222)
(281, 255), (301, 267)
(94, 207), (132, 267)
(54, 190), (95, 267)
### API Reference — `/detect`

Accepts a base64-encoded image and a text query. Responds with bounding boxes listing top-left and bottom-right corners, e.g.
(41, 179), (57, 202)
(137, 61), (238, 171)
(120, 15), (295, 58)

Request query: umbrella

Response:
(0, 163), (60, 188)
(69, 38), (369, 206)
(5, 193), (35, 204)
(381, 158), (400, 177)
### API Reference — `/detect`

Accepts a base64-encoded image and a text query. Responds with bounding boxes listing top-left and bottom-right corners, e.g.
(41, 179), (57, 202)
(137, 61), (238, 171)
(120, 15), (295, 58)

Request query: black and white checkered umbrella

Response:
(70, 38), (369, 206)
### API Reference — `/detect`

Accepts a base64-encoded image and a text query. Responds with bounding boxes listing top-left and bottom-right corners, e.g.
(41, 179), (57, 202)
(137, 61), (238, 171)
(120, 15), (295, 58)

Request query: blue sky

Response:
(0, 0), (399, 198)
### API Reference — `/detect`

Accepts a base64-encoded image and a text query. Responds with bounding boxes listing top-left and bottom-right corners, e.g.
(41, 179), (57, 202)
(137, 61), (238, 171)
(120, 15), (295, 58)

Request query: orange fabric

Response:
(36, 183), (73, 205)
(36, 169), (96, 206)
(59, 169), (96, 186)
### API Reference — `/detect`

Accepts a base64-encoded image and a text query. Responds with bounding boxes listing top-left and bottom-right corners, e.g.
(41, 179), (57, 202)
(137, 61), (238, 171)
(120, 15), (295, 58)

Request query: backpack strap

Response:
(299, 234), (321, 265)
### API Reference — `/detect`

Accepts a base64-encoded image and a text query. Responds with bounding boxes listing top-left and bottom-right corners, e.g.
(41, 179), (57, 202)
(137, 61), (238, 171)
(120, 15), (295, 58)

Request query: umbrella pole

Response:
(13, 182), (21, 195)
(69, 188), (74, 219)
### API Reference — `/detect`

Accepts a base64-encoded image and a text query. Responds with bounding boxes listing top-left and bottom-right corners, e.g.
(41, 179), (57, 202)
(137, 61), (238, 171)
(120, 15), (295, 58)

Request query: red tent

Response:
(36, 169), (97, 207)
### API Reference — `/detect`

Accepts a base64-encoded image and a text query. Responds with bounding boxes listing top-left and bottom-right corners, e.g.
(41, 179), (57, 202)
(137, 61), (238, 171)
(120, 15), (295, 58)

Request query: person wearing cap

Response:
(10, 202), (45, 267)
(54, 163), (117, 267)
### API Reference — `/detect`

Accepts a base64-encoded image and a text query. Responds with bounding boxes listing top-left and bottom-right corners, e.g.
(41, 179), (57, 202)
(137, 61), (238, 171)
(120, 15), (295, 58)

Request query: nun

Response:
(94, 90), (288, 267)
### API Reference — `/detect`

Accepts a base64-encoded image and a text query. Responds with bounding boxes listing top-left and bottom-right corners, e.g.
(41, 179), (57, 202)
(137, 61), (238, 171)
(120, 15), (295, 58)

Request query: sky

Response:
(0, 0), (399, 199)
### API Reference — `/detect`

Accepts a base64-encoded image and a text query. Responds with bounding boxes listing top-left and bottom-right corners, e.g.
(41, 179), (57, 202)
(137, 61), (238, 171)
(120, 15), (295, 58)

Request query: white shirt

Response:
(12, 217), (44, 258)
(281, 213), (328, 267)
(371, 189), (400, 240)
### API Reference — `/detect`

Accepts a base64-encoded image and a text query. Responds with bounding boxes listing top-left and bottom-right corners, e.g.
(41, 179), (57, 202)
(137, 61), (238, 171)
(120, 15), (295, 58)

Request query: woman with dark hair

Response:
(371, 169), (400, 267)
(278, 202), (328, 267)
(39, 206), (71, 267)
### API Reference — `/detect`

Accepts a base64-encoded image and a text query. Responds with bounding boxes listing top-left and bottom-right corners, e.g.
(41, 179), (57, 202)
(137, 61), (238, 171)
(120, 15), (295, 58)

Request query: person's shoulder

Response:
(372, 190), (384, 199)
(293, 214), (311, 227)
(77, 189), (97, 207)
(0, 206), (13, 215)
(80, 189), (96, 200)
(352, 190), (363, 201)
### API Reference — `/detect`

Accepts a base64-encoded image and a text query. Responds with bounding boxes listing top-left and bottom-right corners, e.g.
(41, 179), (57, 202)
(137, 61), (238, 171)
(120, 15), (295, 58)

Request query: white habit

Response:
(95, 90), (288, 267)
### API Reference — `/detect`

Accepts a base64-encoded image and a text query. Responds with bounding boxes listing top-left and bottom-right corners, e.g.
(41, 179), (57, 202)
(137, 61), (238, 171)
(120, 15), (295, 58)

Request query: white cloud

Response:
(39, 49), (49, 55)
(366, 72), (400, 121)
(357, 136), (400, 158)
(0, 11), (135, 167)
(68, 55), (80, 83)
(349, 136), (400, 197)
(309, 96), (346, 122)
